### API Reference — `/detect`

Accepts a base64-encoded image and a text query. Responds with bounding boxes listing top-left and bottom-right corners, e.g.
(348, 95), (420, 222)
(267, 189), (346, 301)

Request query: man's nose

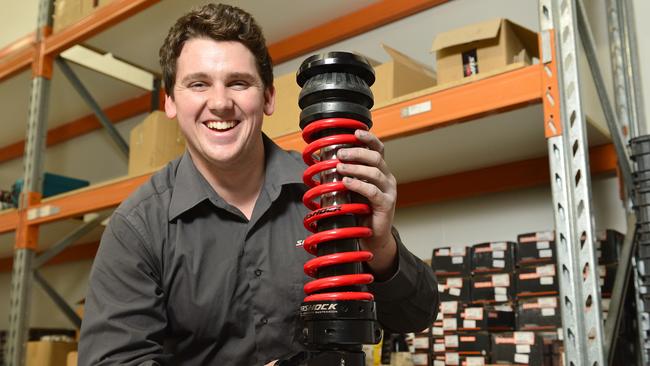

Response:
(206, 85), (234, 112)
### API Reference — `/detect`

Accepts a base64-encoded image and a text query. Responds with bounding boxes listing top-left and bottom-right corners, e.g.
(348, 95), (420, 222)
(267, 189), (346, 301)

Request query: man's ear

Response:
(263, 85), (275, 116)
(165, 93), (177, 119)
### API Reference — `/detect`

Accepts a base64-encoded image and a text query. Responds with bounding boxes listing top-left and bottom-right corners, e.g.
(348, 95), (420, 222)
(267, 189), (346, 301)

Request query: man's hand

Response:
(336, 129), (398, 279)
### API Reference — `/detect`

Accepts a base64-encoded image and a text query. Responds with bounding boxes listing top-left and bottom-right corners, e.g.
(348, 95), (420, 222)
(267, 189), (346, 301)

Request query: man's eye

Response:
(189, 82), (208, 90)
(230, 81), (250, 90)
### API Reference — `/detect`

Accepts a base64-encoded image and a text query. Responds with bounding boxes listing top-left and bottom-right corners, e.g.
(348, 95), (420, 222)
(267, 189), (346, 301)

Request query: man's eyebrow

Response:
(180, 72), (210, 84)
(228, 72), (259, 82)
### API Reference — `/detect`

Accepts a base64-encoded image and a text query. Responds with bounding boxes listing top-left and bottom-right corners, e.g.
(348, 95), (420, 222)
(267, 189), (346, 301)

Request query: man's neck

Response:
(190, 145), (266, 220)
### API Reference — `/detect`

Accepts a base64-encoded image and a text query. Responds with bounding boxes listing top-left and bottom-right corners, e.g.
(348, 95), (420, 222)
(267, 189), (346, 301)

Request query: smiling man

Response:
(78, 4), (438, 365)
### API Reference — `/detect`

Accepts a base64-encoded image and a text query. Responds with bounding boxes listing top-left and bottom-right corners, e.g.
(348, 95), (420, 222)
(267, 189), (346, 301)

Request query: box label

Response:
(445, 335), (459, 348)
(446, 352), (460, 365)
(514, 353), (530, 364)
(540, 276), (554, 285)
(538, 297), (558, 308)
(493, 250), (505, 259)
(441, 301), (458, 314)
(449, 288), (462, 296)
(493, 259), (505, 268)
(450, 247), (466, 256)
(514, 331), (535, 345)
(537, 264), (556, 276)
(516, 344), (532, 354)
(539, 249), (553, 258)
(433, 343), (446, 352)
(452, 256), (464, 264)
(443, 318), (458, 330)
(542, 307), (556, 316)
(401, 101), (432, 118)
(536, 241), (550, 249)
(466, 357), (485, 366)
(492, 274), (510, 287)
(465, 307), (484, 320)
(463, 319), (477, 328)
(414, 336), (429, 349)
(447, 278), (463, 288)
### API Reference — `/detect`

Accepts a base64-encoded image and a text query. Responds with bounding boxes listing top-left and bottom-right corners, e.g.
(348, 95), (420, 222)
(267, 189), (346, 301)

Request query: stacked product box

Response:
(431, 245), (474, 364)
(491, 331), (546, 366)
(424, 228), (625, 366)
(412, 330), (432, 366)
(515, 231), (562, 365)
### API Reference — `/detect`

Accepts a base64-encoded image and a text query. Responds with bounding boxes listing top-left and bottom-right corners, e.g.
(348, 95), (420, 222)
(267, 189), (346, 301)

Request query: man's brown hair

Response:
(159, 3), (273, 97)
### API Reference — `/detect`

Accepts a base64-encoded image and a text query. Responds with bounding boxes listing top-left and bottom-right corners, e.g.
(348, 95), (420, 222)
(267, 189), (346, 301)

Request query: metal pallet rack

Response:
(0, 0), (644, 365)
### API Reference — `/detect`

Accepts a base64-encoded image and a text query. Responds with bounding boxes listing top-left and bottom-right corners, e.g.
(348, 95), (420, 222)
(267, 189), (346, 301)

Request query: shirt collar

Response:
(168, 134), (305, 221)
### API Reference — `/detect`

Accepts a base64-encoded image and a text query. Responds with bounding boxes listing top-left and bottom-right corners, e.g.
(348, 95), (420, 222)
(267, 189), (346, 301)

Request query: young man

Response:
(79, 4), (437, 365)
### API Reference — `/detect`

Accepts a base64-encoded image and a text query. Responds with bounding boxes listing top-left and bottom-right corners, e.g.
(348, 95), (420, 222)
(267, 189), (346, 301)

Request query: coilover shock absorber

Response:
(292, 52), (382, 365)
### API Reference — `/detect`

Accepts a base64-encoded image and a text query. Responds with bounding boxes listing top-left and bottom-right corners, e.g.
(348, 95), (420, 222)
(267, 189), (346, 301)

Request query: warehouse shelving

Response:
(0, 0), (637, 365)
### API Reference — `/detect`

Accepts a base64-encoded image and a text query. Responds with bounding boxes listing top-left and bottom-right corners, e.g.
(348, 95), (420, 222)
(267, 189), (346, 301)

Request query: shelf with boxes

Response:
(418, 228), (629, 366)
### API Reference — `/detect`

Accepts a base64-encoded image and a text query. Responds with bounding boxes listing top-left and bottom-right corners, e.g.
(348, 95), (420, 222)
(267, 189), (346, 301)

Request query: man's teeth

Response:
(206, 121), (237, 130)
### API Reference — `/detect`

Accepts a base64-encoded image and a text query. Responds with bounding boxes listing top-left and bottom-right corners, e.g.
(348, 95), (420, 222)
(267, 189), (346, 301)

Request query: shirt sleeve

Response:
(78, 212), (168, 366)
(367, 228), (439, 333)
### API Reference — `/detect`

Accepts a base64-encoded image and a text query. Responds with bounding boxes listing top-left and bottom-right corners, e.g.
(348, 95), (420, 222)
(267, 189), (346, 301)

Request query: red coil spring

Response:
(301, 117), (375, 303)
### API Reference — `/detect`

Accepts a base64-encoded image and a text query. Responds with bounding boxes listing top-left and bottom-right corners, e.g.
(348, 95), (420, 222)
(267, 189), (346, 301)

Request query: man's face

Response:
(165, 38), (275, 170)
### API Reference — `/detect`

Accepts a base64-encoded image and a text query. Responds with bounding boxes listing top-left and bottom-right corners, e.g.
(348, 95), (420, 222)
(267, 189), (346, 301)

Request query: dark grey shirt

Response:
(79, 136), (438, 365)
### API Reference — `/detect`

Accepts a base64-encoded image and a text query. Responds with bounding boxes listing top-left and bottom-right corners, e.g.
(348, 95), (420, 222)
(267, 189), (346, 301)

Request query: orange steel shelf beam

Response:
(0, 32), (35, 81)
(276, 65), (543, 152)
(43, 0), (160, 57)
(396, 144), (617, 208)
(28, 173), (151, 226)
(0, 46), (34, 82)
(0, 210), (19, 234)
(0, 92), (154, 164)
(0, 144), (617, 270)
(0, 240), (99, 273)
(269, 0), (450, 64)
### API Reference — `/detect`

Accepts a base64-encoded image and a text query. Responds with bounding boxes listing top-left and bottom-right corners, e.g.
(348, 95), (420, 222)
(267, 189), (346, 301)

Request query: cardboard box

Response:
(595, 229), (623, 264)
(67, 351), (78, 366)
(432, 246), (470, 276)
(456, 304), (515, 332)
(128, 111), (186, 176)
(437, 276), (471, 303)
(431, 18), (538, 85)
(432, 353), (487, 366)
(53, 0), (83, 32)
(491, 332), (545, 366)
(372, 44), (436, 106)
(263, 45), (435, 139)
(26, 341), (77, 366)
(516, 297), (562, 331)
(471, 241), (515, 274)
(470, 273), (514, 304)
(516, 239), (556, 267)
(516, 264), (559, 298)
(432, 333), (490, 355)
(261, 71), (302, 138)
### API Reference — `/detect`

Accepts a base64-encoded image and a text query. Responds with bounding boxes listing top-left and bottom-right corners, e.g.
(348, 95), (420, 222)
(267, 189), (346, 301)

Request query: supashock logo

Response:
(301, 303), (338, 312)
(304, 206), (342, 221)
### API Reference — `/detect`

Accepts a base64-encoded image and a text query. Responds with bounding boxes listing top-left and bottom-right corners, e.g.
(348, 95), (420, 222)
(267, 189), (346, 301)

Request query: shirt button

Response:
(255, 269), (262, 277)
(261, 317), (268, 325)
